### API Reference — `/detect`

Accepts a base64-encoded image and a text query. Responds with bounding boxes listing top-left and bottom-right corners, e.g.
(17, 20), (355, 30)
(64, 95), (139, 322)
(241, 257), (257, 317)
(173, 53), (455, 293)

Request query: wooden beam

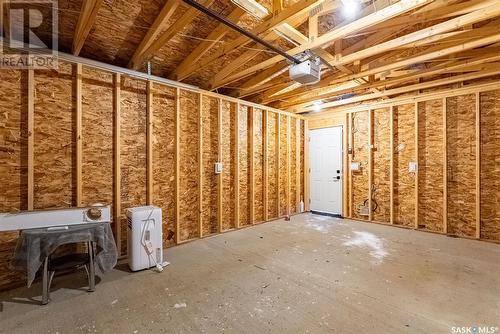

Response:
(198, 94), (203, 237)
(27, 69), (34, 211)
(286, 115), (291, 217)
(304, 119), (310, 212)
(295, 118), (300, 213)
(273, 0), (283, 14)
(177, 0), (325, 80)
(113, 73), (121, 254)
(308, 14), (318, 41)
(218, 98), (223, 232)
(414, 102), (419, 229)
(249, 107), (255, 224)
(263, 110), (269, 221)
(276, 113), (281, 215)
(442, 97), (447, 234)
(170, 7), (245, 81)
(72, 0), (103, 55)
(175, 87), (180, 243)
(222, 0), (432, 84)
(146, 81), (153, 205)
(131, 0), (214, 69)
(389, 106), (394, 224)
(75, 64), (83, 206)
(475, 92), (480, 239)
(234, 102), (240, 228)
(368, 109), (373, 221)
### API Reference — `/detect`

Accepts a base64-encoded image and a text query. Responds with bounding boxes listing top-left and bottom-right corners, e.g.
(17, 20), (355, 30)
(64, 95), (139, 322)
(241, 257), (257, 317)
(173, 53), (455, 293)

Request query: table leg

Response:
(88, 241), (95, 292)
(41, 256), (49, 305)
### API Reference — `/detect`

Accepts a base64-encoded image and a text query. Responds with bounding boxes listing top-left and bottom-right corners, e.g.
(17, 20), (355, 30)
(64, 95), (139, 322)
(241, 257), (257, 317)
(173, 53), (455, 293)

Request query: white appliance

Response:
(127, 206), (164, 272)
(0, 205), (111, 231)
(289, 58), (321, 84)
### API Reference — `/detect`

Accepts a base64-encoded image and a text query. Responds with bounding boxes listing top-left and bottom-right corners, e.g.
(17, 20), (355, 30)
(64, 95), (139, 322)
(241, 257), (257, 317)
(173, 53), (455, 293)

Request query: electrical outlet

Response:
(214, 162), (223, 174)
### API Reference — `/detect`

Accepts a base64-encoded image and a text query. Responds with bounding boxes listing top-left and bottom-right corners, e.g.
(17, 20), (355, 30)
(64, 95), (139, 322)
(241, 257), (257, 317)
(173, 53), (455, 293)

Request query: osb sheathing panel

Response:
(309, 112), (345, 129)
(0, 70), (27, 287)
(393, 104), (415, 227)
(34, 63), (75, 209)
(267, 112), (278, 219)
(480, 90), (500, 241)
(279, 115), (288, 217)
(202, 96), (218, 235)
(179, 91), (200, 241)
(417, 99), (444, 232)
(81, 68), (114, 208)
(253, 108), (264, 223)
(120, 77), (147, 253)
(372, 108), (391, 223)
(238, 105), (250, 226)
(290, 119), (297, 214)
(152, 84), (176, 248)
(221, 101), (236, 231)
(447, 94), (476, 238)
(351, 111), (368, 220)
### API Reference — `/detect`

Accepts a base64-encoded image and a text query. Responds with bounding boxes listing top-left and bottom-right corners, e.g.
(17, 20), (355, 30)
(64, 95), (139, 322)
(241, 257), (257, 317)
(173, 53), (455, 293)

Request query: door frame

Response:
(308, 125), (344, 217)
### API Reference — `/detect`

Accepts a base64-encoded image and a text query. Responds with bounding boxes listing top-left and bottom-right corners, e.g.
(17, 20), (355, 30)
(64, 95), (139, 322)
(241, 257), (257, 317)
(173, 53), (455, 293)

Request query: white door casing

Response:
(309, 126), (343, 215)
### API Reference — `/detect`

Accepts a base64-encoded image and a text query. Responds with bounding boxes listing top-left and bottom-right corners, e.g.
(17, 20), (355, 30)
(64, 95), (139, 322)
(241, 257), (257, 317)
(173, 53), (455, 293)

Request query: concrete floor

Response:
(0, 213), (499, 334)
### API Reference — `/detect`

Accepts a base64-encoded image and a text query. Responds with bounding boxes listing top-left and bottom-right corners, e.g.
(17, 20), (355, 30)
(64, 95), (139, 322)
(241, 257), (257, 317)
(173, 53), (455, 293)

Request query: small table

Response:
(11, 222), (117, 304)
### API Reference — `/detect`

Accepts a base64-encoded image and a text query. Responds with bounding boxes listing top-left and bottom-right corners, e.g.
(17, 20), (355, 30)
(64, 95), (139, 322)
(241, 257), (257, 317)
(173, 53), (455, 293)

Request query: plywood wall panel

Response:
(447, 94), (476, 238)
(279, 115), (288, 217)
(290, 118), (297, 215)
(0, 70), (27, 287)
(372, 108), (391, 222)
(34, 63), (75, 209)
(393, 104), (415, 227)
(351, 111), (369, 220)
(221, 101), (236, 231)
(81, 68), (114, 208)
(201, 96), (218, 235)
(179, 91), (200, 241)
(417, 99), (443, 232)
(239, 105), (250, 226)
(267, 112), (278, 219)
(120, 77), (147, 252)
(480, 90), (500, 241)
(152, 84), (176, 248)
(254, 108), (264, 222)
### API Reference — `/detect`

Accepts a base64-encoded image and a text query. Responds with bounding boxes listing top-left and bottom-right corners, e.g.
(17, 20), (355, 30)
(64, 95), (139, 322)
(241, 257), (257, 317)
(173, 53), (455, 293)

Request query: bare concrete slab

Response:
(0, 213), (499, 334)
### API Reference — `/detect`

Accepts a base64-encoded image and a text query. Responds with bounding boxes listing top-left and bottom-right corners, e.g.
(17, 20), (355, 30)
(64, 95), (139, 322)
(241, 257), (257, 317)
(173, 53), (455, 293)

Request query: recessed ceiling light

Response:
(342, 0), (359, 18)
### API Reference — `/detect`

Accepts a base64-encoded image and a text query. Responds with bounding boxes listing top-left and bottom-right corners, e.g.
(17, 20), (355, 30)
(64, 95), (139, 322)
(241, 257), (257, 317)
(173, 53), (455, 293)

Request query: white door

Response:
(309, 126), (343, 215)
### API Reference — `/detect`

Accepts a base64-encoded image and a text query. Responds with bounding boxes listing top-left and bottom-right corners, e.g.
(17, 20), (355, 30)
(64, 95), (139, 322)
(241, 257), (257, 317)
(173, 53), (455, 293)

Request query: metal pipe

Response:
(181, 0), (302, 64)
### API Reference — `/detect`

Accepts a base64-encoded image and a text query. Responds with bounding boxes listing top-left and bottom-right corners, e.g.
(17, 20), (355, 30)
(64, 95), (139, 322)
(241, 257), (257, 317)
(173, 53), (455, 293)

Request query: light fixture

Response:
(341, 0), (359, 18)
(313, 100), (323, 112)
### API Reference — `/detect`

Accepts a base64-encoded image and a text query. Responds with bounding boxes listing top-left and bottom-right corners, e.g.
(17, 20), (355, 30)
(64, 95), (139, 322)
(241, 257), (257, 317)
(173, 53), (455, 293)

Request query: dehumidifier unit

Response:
(127, 206), (164, 271)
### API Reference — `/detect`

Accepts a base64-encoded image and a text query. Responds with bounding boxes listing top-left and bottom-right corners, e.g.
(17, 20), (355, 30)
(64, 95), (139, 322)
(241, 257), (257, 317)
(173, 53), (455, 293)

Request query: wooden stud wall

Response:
(0, 61), (305, 289)
(316, 88), (500, 244)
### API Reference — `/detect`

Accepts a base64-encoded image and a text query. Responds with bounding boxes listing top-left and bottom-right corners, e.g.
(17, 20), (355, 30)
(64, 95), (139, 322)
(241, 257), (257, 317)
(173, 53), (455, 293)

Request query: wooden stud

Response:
(263, 110), (269, 221)
(304, 119), (310, 212)
(174, 87), (180, 244)
(75, 64), (83, 207)
(27, 69), (34, 211)
(368, 110), (373, 221)
(72, 0), (103, 55)
(295, 118), (300, 214)
(276, 113), (281, 215)
(348, 113), (354, 218)
(414, 102), (419, 229)
(146, 81), (153, 205)
(113, 73), (121, 254)
(217, 99), (223, 232)
(198, 93), (203, 237)
(249, 107), (255, 224)
(286, 115), (291, 217)
(443, 97), (448, 234)
(389, 106), (394, 224)
(234, 102), (240, 228)
(475, 92), (480, 239)
(342, 114), (348, 217)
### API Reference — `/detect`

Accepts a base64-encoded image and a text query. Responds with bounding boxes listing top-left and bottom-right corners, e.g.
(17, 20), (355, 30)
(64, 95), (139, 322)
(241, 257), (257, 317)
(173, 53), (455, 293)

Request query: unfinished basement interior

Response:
(0, 0), (499, 333)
